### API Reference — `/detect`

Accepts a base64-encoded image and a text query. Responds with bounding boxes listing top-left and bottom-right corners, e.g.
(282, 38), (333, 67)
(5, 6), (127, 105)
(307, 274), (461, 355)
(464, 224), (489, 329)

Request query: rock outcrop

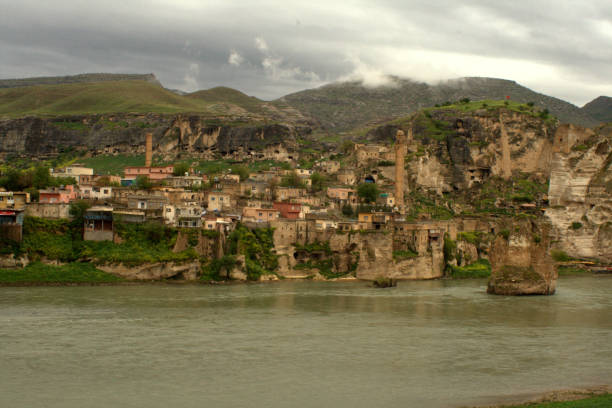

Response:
(98, 260), (200, 280)
(0, 113), (309, 161)
(545, 124), (612, 262)
(487, 219), (557, 295)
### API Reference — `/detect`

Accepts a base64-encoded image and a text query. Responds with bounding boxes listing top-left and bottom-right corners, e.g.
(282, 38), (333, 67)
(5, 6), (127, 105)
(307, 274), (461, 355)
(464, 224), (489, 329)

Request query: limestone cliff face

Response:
(546, 124), (612, 262)
(97, 260), (200, 280)
(271, 220), (445, 280)
(0, 113), (307, 159)
(371, 108), (555, 193)
(487, 219), (557, 295)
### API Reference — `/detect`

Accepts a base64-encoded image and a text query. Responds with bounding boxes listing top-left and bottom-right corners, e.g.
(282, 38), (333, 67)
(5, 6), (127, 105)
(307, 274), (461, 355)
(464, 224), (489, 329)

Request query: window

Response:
(364, 216), (369, 221)
(211, 197), (216, 201)
(166, 208), (172, 213)
(219, 197), (223, 201)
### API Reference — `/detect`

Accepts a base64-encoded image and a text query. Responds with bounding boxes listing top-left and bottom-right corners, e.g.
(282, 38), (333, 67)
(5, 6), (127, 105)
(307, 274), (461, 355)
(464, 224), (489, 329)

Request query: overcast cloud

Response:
(1, 0), (611, 105)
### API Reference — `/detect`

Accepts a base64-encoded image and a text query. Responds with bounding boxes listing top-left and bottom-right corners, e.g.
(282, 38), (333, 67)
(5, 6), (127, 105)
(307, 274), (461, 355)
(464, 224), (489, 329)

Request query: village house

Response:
(316, 160), (340, 174)
(241, 180), (269, 198)
(358, 212), (394, 230)
(83, 206), (114, 241)
(123, 165), (174, 182)
(166, 175), (205, 189)
(337, 169), (357, 186)
(327, 187), (358, 206)
(113, 209), (146, 224)
(294, 196), (323, 209)
(0, 208), (25, 242)
(273, 202), (302, 219)
(126, 194), (168, 222)
(242, 207), (279, 223)
(163, 203), (203, 228)
(39, 185), (78, 204)
(207, 191), (232, 212)
(50, 165), (94, 181)
(79, 185), (113, 201)
(376, 192), (395, 208)
(248, 170), (278, 183)
(306, 213), (338, 231)
(202, 214), (233, 233)
(275, 187), (306, 201)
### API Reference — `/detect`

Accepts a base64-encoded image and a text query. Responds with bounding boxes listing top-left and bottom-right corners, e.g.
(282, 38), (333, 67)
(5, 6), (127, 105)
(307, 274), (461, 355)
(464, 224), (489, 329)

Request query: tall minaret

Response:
(145, 132), (153, 168)
(394, 129), (408, 214)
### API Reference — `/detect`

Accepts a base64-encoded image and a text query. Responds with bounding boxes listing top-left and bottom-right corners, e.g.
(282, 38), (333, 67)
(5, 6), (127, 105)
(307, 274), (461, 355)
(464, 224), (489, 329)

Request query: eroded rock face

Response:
(0, 113), (308, 161)
(375, 109), (557, 194)
(487, 219), (557, 295)
(546, 124), (612, 262)
(98, 261), (200, 280)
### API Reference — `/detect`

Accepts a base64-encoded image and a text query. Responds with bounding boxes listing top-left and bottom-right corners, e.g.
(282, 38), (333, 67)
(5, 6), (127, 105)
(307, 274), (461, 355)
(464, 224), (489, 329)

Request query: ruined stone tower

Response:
(145, 132), (153, 167)
(394, 129), (408, 214)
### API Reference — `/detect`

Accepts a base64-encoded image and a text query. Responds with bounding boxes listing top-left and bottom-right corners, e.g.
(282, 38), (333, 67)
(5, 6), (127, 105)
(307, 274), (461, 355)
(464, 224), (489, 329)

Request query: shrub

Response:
(551, 250), (572, 262)
(571, 222), (583, 230)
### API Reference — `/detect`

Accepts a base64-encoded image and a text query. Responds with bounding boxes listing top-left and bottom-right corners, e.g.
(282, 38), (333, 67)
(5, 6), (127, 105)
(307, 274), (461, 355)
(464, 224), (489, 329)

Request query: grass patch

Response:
(0, 80), (216, 117)
(557, 265), (590, 276)
(448, 259), (491, 278)
(79, 154), (145, 175)
(0, 262), (123, 283)
(393, 249), (419, 261)
(497, 393), (612, 407)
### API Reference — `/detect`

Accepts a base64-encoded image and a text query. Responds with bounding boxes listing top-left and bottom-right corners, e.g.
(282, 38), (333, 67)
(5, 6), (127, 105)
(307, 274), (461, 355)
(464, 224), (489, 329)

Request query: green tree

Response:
(341, 140), (355, 154)
(134, 175), (153, 190)
(341, 203), (354, 217)
(32, 166), (51, 189)
(357, 183), (379, 203)
(281, 171), (305, 188)
(173, 162), (190, 176)
(310, 172), (326, 192)
(231, 165), (250, 181)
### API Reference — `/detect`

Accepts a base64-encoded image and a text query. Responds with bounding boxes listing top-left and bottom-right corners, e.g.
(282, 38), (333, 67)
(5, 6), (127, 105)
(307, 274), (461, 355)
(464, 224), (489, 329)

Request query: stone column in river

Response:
(487, 218), (558, 295)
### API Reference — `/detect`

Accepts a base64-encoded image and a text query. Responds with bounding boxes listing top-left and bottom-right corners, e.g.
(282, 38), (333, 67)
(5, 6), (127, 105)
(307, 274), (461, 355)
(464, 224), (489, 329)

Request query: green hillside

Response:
(187, 86), (266, 112)
(0, 80), (216, 118)
(582, 96), (612, 123)
(276, 76), (598, 131)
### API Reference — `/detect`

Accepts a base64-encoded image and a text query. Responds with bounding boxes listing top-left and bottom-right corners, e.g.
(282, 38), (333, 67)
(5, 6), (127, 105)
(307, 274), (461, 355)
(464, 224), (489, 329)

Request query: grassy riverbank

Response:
(0, 262), (124, 283)
(477, 390), (612, 408)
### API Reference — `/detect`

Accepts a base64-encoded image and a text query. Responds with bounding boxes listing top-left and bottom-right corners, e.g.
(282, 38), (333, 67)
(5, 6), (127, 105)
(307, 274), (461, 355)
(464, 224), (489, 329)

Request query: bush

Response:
(551, 250), (572, 262)
(0, 262), (123, 283)
(571, 222), (583, 230)
(357, 183), (379, 203)
(393, 250), (418, 261)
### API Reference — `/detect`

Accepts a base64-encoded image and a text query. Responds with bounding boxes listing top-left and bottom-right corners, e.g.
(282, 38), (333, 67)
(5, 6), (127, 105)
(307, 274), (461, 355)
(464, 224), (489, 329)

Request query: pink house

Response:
(39, 185), (78, 204)
(124, 166), (174, 181)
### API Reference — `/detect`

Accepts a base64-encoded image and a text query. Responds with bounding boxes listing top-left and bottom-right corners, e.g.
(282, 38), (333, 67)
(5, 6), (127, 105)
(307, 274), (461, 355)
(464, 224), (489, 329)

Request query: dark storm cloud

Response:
(1, 0), (611, 104)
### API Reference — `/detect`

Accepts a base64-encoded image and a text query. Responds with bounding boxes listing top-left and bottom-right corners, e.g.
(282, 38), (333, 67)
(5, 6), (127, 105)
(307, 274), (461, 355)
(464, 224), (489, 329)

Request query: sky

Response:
(1, 0), (611, 105)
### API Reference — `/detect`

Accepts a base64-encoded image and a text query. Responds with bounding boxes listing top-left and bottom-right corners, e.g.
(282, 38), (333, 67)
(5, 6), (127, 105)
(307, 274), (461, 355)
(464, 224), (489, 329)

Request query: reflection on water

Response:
(1, 277), (611, 408)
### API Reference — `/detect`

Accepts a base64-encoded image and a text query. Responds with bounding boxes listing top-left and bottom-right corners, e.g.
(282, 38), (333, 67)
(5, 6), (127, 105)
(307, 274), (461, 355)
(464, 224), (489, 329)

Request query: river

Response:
(1, 276), (611, 408)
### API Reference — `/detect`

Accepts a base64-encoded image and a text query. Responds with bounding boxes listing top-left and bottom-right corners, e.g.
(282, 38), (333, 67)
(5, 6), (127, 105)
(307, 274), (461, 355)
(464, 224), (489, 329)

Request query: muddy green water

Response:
(1, 277), (611, 408)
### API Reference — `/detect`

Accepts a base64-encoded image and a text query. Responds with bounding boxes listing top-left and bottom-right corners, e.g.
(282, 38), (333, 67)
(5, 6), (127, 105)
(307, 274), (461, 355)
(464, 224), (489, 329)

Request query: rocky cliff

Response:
(368, 106), (556, 194)
(546, 124), (612, 262)
(0, 113), (309, 159)
(487, 218), (557, 295)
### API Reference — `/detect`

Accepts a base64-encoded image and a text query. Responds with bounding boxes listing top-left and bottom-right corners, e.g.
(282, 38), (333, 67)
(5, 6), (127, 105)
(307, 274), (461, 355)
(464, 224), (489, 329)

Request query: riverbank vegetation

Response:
(490, 393), (612, 407)
(0, 262), (123, 283)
